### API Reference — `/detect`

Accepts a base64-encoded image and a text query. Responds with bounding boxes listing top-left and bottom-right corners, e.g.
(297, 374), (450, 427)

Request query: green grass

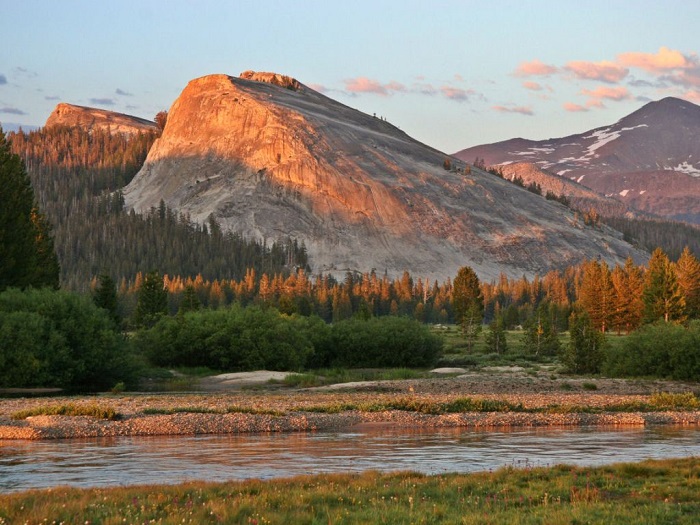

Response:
(278, 368), (429, 389)
(11, 403), (119, 420)
(2, 458), (698, 524)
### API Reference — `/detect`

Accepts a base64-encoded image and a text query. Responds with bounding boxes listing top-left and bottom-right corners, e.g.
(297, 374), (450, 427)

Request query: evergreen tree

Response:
(0, 128), (59, 291)
(675, 247), (700, 319)
(452, 266), (484, 350)
(178, 284), (201, 315)
(93, 274), (120, 326)
(485, 314), (508, 354)
(564, 310), (605, 374)
(578, 259), (614, 332)
(611, 257), (644, 334)
(522, 304), (560, 356)
(643, 248), (686, 323)
(133, 270), (168, 328)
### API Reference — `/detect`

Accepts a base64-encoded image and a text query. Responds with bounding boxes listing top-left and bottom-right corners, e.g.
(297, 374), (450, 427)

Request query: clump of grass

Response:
(141, 406), (219, 415)
(582, 382), (598, 391)
(560, 382), (574, 391)
(226, 405), (284, 416)
(11, 404), (119, 420)
(649, 391), (700, 410)
(282, 373), (321, 388)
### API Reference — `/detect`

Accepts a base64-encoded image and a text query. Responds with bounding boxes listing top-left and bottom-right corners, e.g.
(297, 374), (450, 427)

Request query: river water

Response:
(1, 426), (699, 493)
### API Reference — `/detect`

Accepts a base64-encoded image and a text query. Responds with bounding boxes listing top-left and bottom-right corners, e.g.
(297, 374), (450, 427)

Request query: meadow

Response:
(1, 458), (698, 524)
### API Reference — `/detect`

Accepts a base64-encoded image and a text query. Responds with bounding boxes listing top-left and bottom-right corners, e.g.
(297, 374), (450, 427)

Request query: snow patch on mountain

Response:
(584, 124), (648, 157)
(669, 161), (700, 177)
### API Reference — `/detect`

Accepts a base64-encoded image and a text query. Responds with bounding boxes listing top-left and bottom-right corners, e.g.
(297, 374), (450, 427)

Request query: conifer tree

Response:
(611, 257), (644, 333)
(564, 310), (604, 374)
(0, 128), (59, 291)
(675, 247), (700, 319)
(578, 259), (614, 332)
(643, 248), (686, 323)
(133, 271), (168, 328)
(452, 266), (484, 350)
(485, 314), (508, 354)
(93, 274), (120, 326)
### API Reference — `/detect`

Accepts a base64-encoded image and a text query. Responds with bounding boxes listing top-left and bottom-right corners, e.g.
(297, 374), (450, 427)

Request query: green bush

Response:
(603, 321), (700, 381)
(136, 306), (441, 371)
(0, 288), (137, 391)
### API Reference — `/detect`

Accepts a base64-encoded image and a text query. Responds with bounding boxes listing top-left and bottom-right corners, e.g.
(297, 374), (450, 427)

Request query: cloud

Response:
(89, 97), (116, 106)
(682, 89), (700, 103)
(13, 67), (38, 78)
(522, 81), (543, 91)
(308, 83), (328, 93)
(0, 74), (6, 85)
(618, 46), (694, 72)
(492, 105), (534, 116)
(454, 73), (464, 82)
(513, 59), (558, 77)
(563, 102), (588, 112)
(412, 82), (437, 96)
(441, 86), (474, 101)
(115, 88), (133, 96)
(586, 99), (606, 109)
(564, 60), (628, 83)
(45, 95), (60, 101)
(345, 77), (403, 97)
(0, 106), (27, 115)
(662, 67), (700, 88)
(581, 86), (631, 101)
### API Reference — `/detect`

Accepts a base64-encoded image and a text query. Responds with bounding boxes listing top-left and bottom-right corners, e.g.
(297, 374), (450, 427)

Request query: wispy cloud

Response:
(412, 82), (437, 96)
(564, 60), (628, 83)
(13, 67), (38, 78)
(308, 83), (328, 93)
(344, 77), (399, 96)
(682, 89), (700, 103)
(115, 88), (133, 96)
(513, 60), (558, 77)
(0, 74), (6, 85)
(441, 86), (475, 102)
(89, 97), (116, 106)
(0, 106), (27, 115)
(563, 102), (588, 112)
(45, 95), (60, 101)
(492, 105), (533, 115)
(581, 86), (631, 101)
(522, 81), (543, 91)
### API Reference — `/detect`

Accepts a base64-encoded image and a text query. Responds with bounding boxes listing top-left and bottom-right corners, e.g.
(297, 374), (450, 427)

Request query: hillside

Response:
(455, 97), (700, 224)
(123, 71), (646, 282)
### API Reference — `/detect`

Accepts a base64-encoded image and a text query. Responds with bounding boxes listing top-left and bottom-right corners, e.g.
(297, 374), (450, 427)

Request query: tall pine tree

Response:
(643, 248), (685, 324)
(0, 128), (59, 291)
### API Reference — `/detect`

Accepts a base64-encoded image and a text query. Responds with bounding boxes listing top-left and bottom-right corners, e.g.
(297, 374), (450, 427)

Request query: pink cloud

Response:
(682, 90), (700, 103)
(412, 82), (437, 96)
(513, 59), (558, 77)
(308, 83), (328, 93)
(492, 105), (534, 116)
(581, 86), (631, 101)
(563, 102), (588, 112)
(345, 77), (390, 95)
(441, 86), (475, 101)
(618, 46), (693, 72)
(344, 77), (408, 96)
(522, 81), (543, 91)
(586, 99), (605, 109)
(564, 60), (628, 83)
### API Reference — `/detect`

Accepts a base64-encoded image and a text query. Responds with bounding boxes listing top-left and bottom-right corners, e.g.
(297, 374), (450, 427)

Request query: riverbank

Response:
(2, 371), (699, 440)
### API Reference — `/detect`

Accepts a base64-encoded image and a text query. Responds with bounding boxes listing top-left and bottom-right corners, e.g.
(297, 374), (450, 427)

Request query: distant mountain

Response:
(45, 103), (158, 135)
(455, 97), (700, 224)
(122, 71), (645, 282)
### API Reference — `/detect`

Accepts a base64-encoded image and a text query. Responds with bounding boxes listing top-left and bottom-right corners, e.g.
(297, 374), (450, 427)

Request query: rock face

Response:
(454, 97), (700, 224)
(123, 72), (646, 281)
(45, 103), (158, 135)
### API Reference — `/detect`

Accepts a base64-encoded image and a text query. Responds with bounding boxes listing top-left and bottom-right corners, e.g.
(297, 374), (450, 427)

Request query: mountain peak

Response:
(239, 70), (302, 91)
(45, 103), (158, 135)
(122, 71), (645, 281)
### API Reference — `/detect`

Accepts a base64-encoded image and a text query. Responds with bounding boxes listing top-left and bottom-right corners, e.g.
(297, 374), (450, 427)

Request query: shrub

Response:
(0, 288), (137, 391)
(603, 321), (700, 381)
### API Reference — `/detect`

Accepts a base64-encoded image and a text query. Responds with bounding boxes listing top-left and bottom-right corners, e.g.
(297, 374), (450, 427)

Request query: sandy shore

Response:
(2, 370), (699, 440)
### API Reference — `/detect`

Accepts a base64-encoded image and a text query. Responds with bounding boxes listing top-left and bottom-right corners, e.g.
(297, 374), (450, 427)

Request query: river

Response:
(2, 425), (699, 493)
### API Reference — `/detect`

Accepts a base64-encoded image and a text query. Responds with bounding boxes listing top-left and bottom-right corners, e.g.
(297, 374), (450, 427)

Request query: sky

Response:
(2, 0), (700, 153)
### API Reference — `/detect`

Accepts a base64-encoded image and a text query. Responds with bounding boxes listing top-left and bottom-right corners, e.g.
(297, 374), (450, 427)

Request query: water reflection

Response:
(1, 426), (698, 493)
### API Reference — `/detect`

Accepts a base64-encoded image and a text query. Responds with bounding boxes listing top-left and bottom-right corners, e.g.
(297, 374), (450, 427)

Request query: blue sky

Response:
(2, 0), (699, 152)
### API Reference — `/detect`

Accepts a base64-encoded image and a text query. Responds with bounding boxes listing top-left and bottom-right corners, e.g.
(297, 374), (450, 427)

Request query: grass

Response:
(1, 458), (699, 524)
(11, 403), (119, 420)
(279, 368), (429, 389)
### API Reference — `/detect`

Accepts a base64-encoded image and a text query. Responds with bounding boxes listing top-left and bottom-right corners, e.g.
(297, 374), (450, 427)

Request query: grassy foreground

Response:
(2, 458), (699, 524)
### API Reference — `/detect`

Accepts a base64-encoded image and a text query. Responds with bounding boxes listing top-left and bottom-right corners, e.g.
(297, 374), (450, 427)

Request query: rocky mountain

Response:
(495, 162), (634, 218)
(45, 103), (158, 135)
(454, 97), (700, 224)
(122, 71), (646, 282)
